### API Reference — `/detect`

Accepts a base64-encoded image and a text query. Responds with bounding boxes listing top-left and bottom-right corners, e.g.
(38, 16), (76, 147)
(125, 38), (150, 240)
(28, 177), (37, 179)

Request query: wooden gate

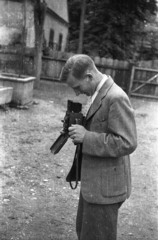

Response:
(128, 66), (158, 99)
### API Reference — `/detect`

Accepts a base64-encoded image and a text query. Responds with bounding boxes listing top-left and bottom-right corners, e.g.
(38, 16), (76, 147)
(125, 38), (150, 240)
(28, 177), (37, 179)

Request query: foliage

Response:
(67, 0), (157, 60)
(139, 12), (158, 60)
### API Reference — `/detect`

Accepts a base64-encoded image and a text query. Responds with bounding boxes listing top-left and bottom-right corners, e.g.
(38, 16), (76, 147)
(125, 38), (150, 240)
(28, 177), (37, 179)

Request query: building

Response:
(45, 0), (69, 51)
(0, 0), (69, 51)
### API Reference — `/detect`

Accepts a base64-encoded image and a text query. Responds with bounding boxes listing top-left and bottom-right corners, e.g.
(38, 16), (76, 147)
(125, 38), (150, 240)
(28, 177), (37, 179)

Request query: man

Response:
(60, 54), (137, 240)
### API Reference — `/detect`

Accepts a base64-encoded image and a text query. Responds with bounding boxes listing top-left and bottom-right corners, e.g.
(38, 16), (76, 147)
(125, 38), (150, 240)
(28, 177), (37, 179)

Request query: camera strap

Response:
(69, 144), (81, 189)
(66, 143), (82, 189)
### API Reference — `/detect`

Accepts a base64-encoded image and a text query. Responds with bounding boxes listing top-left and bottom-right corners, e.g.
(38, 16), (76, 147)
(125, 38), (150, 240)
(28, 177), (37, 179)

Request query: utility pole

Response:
(78, 0), (87, 53)
(34, 0), (47, 88)
(20, 0), (26, 76)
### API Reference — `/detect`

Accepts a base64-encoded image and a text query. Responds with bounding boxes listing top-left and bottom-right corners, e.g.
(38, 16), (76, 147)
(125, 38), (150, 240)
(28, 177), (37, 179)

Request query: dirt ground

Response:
(0, 81), (158, 240)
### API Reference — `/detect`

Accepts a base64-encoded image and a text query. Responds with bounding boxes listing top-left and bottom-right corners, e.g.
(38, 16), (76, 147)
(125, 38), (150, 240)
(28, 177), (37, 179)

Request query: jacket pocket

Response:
(91, 118), (107, 133)
(97, 116), (107, 122)
(101, 164), (126, 197)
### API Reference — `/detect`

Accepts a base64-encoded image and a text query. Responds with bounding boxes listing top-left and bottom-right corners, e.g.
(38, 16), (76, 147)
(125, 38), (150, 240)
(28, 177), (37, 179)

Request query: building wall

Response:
(44, 14), (68, 51)
(46, 0), (69, 23)
(25, 1), (35, 48)
(0, 0), (34, 48)
(0, 0), (23, 46)
(44, 0), (69, 51)
(0, 0), (68, 51)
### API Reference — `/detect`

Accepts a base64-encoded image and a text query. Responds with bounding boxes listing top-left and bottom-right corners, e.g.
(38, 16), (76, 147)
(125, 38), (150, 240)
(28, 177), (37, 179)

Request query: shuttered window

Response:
(49, 29), (54, 49)
(58, 33), (63, 51)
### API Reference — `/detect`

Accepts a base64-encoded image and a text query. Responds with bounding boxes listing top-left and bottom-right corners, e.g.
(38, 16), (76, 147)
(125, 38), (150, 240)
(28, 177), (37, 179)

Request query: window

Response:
(58, 33), (63, 51)
(49, 29), (54, 49)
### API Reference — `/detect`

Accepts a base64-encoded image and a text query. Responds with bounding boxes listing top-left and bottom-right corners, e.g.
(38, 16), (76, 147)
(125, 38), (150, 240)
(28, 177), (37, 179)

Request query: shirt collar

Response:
(91, 75), (108, 103)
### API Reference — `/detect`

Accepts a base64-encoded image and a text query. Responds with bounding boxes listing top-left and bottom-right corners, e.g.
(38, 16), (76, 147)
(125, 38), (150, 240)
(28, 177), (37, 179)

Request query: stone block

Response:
(0, 86), (13, 105)
(0, 73), (35, 105)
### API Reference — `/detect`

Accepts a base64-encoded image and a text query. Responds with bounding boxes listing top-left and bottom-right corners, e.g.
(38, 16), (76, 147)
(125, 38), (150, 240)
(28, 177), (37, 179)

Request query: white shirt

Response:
(83, 75), (108, 116)
(91, 74), (108, 104)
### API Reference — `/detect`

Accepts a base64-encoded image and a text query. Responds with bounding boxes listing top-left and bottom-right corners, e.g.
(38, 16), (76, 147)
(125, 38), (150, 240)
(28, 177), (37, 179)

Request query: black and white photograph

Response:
(0, 0), (158, 240)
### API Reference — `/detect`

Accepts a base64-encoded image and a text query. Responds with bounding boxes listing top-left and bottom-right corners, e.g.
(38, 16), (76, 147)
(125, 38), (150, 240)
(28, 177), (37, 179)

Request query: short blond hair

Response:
(60, 54), (95, 82)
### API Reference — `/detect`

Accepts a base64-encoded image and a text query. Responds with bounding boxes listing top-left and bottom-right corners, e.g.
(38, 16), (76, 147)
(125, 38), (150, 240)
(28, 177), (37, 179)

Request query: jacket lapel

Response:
(86, 76), (114, 121)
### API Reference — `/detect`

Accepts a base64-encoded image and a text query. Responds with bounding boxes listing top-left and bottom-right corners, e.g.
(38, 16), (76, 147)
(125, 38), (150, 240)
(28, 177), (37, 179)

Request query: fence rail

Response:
(1, 49), (158, 99)
(41, 52), (131, 93)
(129, 66), (158, 99)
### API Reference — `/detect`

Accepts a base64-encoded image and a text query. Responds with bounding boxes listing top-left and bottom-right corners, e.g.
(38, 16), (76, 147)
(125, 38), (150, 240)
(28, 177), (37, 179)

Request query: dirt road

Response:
(0, 82), (158, 240)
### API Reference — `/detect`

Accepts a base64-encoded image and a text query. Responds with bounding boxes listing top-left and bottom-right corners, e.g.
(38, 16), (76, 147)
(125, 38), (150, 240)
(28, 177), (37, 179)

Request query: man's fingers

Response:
(69, 131), (76, 137)
(60, 129), (64, 134)
(69, 124), (80, 131)
(68, 126), (75, 132)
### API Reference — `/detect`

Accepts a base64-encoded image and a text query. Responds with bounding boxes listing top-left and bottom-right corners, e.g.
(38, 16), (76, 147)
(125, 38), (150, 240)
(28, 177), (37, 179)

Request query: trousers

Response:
(76, 192), (123, 240)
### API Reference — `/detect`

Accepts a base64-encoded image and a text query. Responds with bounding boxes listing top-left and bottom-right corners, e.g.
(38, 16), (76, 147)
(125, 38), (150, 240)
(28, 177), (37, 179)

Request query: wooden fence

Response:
(128, 60), (158, 99)
(0, 49), (34, 76)
(1, 49), (158, 98)
(41, 51), (131, 93)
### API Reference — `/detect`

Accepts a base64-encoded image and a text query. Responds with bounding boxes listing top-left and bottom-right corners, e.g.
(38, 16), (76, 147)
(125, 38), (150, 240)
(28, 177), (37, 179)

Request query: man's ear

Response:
(86, 73), (93, 81)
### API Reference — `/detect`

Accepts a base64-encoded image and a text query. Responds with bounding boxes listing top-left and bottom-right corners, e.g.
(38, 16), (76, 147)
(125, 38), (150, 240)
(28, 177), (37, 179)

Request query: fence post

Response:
(126, 63), (135, 96)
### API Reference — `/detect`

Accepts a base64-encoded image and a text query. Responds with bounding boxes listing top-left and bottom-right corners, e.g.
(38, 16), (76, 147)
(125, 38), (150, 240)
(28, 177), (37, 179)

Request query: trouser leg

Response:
(76, 192), (122, 240)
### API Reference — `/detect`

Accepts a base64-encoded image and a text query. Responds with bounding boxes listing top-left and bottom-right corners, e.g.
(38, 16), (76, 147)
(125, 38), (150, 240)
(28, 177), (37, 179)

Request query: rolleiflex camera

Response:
(50, 100), (84, 155)
(50, 100), (84, 189)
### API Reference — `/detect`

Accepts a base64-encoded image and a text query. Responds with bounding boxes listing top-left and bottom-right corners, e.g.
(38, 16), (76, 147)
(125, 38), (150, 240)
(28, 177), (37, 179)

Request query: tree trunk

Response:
(78, 0), (87, 54)
(34, 0), (47, 89)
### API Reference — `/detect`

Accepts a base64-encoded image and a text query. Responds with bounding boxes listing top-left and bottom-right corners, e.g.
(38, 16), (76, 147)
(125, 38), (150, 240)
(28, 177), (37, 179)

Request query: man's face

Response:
(67, 73), (92, 96)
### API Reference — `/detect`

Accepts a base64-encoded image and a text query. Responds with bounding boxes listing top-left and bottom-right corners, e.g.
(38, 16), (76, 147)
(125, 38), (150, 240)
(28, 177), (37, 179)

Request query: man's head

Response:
(60, 54), (103, 96)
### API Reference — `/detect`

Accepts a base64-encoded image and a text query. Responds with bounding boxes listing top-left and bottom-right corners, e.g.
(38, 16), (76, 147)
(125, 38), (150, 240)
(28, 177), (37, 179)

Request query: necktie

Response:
(82, 97), (92, 117)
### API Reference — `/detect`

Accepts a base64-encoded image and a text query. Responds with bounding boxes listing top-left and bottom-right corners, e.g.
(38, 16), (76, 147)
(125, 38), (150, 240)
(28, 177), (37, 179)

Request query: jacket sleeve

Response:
(82, 94), (137, 158)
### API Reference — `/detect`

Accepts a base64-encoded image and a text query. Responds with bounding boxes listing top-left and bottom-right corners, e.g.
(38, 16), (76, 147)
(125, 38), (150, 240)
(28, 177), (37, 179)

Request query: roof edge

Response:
(47, 7), (69, 27)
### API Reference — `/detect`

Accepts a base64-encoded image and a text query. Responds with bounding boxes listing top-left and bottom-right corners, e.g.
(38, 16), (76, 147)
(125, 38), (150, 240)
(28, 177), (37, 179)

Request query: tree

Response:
(139, 12), (158, 60)
(33, 0), (47, 88)
(68, 0), (157, 59)
(67, 0), (82, 52)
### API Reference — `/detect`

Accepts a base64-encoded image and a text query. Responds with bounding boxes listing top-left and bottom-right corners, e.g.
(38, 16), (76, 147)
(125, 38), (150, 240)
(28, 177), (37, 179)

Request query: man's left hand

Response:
(68, 124), (87, 144)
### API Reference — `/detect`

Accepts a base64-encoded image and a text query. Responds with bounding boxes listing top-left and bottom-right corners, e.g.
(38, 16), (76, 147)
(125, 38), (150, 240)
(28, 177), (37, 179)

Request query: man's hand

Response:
(68, 124), (87, 144)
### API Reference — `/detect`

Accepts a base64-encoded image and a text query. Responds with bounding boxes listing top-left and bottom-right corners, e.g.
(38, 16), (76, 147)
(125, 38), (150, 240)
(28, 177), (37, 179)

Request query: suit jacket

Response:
(80, 76), (137, 204)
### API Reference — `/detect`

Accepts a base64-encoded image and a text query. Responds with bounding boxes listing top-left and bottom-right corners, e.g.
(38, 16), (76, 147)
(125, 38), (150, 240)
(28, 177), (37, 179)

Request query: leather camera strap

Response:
(69, 144), (81, 189)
